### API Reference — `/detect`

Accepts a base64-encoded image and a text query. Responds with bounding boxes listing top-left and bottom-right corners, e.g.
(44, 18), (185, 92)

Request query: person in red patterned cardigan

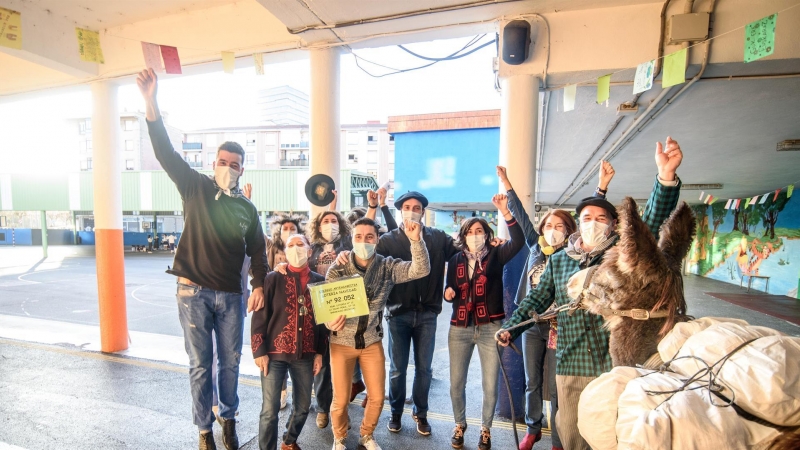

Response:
(251, 234), (328, 450)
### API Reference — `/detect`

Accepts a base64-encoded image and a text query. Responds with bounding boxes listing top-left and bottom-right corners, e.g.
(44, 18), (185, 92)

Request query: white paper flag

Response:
(759, 193), (769, 204)
(633, 60), (655, 94)
(563, 84), (577, 112)
(724, 199), (732, 209)
(699, 191), (705, 201)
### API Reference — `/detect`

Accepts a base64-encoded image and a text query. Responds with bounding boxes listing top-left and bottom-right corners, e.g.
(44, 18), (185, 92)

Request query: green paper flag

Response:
(597, 74), (611, 104)
(745, 198), (751, 208)
(788, 185), (794, 198)
(662, 48), (687, 88)
(744, 14), (777, 63)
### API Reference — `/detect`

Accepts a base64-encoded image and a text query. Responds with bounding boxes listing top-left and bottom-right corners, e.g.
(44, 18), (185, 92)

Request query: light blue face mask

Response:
(352, 242), (376, 260)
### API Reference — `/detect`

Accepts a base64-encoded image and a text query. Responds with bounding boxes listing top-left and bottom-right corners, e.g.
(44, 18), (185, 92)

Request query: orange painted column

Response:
(92, 81), (128, 352)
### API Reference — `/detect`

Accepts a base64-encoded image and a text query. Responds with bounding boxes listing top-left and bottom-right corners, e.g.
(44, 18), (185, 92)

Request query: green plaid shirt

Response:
(502, 176), (682, 377)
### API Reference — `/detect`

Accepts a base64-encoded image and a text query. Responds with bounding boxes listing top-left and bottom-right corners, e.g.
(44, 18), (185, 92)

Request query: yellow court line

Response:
(0, 338), (550, 434)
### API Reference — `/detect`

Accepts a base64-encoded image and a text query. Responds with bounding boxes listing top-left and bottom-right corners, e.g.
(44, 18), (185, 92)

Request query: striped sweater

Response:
(325, 239), (430, 349)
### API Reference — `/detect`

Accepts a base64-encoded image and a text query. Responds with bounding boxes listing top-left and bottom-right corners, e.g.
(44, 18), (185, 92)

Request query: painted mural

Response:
(687, 190), (800, 298)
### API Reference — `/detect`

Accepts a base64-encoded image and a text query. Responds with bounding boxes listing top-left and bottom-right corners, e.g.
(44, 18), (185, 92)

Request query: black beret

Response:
(394, 191), (429, 209)
(575, 197), (618, 220)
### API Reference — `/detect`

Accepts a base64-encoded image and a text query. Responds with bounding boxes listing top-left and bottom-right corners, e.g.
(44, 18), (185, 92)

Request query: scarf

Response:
(210, 175), (244, 201)
(565, 231), (619, 267)
(453, 249), (492, 327)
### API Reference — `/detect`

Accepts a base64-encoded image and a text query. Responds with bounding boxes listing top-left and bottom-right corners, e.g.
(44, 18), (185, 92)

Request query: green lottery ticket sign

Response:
(309, 275), (369, 325)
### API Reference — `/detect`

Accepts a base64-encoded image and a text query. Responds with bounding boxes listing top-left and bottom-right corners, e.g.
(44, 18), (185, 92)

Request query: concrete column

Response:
(496, 74), (540, 420)
(40, 210), (48, 258)
(309, 48), (341, 218)
(91, 81), (128, 352)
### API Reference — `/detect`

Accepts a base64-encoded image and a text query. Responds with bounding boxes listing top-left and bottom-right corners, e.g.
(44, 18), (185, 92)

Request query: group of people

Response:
(137, 66), (686, 450)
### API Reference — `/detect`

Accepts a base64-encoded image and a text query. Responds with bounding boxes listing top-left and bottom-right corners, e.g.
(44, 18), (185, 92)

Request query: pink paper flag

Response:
(724, 199), (732, 209)
(141, 42), (164, 73)
(736, 199), (742, 208)
(160, 45), (182, 74)
(773, 189), (780, 201)
(759, 193), (769, 204)
(750, 196), (759, 207)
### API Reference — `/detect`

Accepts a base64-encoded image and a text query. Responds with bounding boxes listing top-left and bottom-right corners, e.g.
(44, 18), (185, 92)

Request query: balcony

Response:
(186, 161), (203, 168)
(183, 142), (203, 150)
(280, 159), (309, 167)
(279, 141), (309, 149)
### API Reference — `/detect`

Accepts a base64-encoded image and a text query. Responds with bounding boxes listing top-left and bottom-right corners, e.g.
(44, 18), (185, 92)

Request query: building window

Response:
(389, 135), (395, 143)
(367, 170), (378, 178)
(367, 133), (377, 145)
(245, 153), (256, 168)
(79, 119), (92, 134)
(81, 158), (93, 171)
(124, 119), (135, 131)
(207, 152), (216, 164)
(348, 153), (357, 162)
(125, 140), (134, 151)
(347, 131), (359, 145)
(246, 133), (256, 146)
(126, 160), (135, 170)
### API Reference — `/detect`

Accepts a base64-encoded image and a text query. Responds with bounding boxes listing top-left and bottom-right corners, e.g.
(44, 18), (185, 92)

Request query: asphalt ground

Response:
(0, 245), (797, 449)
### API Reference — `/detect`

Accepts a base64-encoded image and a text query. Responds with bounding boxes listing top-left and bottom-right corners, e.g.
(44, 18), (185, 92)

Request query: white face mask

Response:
(320, 223), (339, 242)
(285, 245), (308, 268)
(465, 234), (486, 253)
(543, 229), (565, 247)
(580, 220), (609, 247)
(402, 210), (422, 223)
(280, 229), (295, 243)
(352, 242), (376, 260)
(214, 165), (240, 191)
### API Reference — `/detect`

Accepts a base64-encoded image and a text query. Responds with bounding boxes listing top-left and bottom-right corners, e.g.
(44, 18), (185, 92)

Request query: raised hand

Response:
(404, 219), (421, 241)
(444, 287), (456, 301)
(655, 136), (683, 182)
(492, 194), (510, 214)
(243, 183), (252, 200)
(377, 187), (388, 207)
(598, 161), (615, 191)
(367, 189), (378, 207)
(136, 68), (158, 102)
(496, 166), (513, 191)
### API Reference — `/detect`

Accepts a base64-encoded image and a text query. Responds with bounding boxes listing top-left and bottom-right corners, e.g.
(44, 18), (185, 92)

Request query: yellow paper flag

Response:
(662, 48), (686, 88)
(76, 28), (104, 64)
(788, 185), (794, 198)
(597, 74), (611, 104)
(222, 51), (235, 74)
(254, 53), (264, 75)
(0, 7), (22, 50)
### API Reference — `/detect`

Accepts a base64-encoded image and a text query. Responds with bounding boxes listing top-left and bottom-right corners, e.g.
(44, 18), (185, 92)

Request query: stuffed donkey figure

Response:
(581, 197), (696, 367)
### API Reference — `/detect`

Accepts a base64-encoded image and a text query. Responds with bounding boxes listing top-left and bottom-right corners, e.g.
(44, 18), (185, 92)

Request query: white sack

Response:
(578, 366), (643, 450)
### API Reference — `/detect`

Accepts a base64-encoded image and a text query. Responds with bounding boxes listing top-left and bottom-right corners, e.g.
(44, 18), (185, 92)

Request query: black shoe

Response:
(199, 432), (217, 450)
(221, 418), (239, 450)
(412, 414), (431, 436)
(478, 427), (491, 450)
(387, 413), (402, 432)
(451, 424), (465, 449)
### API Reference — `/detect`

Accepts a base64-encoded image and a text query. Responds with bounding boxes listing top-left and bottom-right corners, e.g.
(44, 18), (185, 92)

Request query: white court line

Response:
(130, 280), (176, 309)
(0, 442), (29, 449)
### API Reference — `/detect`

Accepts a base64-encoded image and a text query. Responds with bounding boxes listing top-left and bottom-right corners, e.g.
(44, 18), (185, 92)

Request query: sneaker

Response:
(358, 434), (382, 450)
(412, 414), (431, 436)
(281, 443), (301, 450)
(331, 437), (346, 450)
(316, 412), (329, 429)
(280, 389), (288, 410)
(450, 424), (466, 449)
(199, 431), (217, 450)
(478, 427), (491, 450)
(519, 432), (542, 450)
(221, 418), (239, 450)
(350, 380), (366, 402)
(387, 413), (402, 432)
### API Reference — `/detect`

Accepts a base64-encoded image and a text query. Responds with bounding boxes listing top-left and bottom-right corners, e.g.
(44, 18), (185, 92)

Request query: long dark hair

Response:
(456, 217), (494, 251)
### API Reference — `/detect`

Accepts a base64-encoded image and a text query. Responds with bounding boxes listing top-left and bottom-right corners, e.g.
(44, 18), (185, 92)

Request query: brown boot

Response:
(280, 443), (301, 450)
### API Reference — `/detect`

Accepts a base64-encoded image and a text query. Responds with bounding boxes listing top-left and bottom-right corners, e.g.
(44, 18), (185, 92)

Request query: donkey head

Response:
(586, 197), (696, 338)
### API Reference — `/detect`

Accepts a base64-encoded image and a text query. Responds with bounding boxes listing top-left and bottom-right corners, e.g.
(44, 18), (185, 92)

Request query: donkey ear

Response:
(615, 197), (660, 275)
(657, 201), (696, 264)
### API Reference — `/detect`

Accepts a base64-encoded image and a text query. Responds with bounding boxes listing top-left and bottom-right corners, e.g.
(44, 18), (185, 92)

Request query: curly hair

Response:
(306, 210), (352, 245)
(455, 217), (494, 251)
(269, 214), (305, 247)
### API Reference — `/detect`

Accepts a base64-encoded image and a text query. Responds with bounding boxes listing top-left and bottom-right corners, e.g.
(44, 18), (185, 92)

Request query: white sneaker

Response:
(332, 436), (347, 450)
(358, 434), (382, 450)
(280, 389), (288, 409)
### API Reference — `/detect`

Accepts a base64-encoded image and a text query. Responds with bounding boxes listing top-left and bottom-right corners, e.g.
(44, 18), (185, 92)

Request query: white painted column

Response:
(309, 48), (341, 218)
(91, 81), (128, 352)
(498, 75), (540, 238)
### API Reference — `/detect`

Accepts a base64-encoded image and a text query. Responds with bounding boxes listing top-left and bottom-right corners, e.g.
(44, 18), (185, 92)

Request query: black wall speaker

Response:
(502, 20), (531, 65)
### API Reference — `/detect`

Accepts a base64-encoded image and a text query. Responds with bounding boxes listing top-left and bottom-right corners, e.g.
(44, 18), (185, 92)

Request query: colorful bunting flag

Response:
(0, 7), (22, 50)
(222, 51), (235, 74)
(160, 45), (182, 74)
(699, 191), (705, 201)
(744, 14), (777, 63)
(759, 193), (769, 204)
(141, 42), (164, 73)
(633, 60), (655, 94)
(745, 198), (751, 208)
(750, 195), (759, 207)
(662, 48), (687, 88)
(76, 28), (104, 64)
(709, 196), (716, 205)
(774, 189), (781, 201)
(597, 74), (611, 104)
(788, 185), (794, 198)
(563, 84), (577, 112)
(724, 199), (732, 209)
(254, 53), (264, 75)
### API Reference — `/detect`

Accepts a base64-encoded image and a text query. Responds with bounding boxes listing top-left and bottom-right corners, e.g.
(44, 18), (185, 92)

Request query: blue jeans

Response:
(522, 323), (561, 447)
(259, 358), (314, 450)
(314, 347), (332, 413)
(387, 310), (437, 418)
(176, 283), (244, 432)
(448, 322), (501, 429)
